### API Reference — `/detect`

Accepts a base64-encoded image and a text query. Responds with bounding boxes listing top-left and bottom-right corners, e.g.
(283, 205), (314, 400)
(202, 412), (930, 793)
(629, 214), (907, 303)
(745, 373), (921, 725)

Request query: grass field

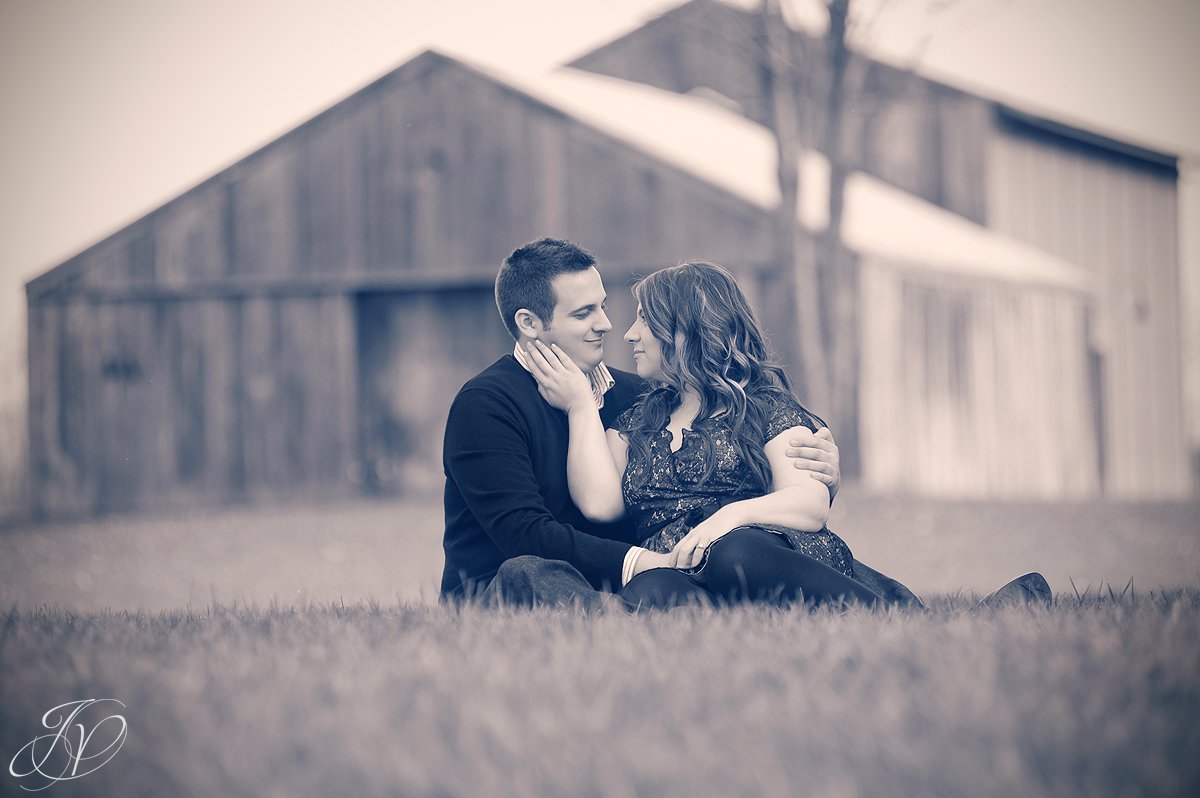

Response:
(2, 595), (1198, 797)
(1, 492), (1198, 796)
(1, 489), (1197, 611)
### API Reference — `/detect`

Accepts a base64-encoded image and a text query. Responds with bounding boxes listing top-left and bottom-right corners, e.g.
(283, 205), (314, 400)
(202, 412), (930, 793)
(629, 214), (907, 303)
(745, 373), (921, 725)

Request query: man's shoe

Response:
(977, 572), (1052, 610)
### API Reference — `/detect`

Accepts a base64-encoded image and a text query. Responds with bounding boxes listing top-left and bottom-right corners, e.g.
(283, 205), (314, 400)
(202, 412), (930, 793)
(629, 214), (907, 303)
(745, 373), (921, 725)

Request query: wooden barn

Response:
(23, 48), (1122, 517)
(572, 0), (1191, 498)
(24, 51), (782, 519)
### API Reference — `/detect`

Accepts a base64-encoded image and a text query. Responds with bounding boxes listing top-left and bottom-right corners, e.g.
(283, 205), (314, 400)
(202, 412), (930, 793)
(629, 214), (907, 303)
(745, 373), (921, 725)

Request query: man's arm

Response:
(444, 388), (631, 590)
(786, 427), (841, 501)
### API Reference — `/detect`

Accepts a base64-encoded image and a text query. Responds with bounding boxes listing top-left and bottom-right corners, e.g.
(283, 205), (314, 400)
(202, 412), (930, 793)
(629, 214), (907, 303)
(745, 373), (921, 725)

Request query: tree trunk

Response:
(817, 0), (866, 473)
(760, 0), (829, 413)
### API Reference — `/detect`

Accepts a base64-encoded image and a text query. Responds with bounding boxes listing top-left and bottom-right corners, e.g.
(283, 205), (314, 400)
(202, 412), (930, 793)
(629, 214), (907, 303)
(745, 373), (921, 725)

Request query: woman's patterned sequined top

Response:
(613, 391), (854, 576)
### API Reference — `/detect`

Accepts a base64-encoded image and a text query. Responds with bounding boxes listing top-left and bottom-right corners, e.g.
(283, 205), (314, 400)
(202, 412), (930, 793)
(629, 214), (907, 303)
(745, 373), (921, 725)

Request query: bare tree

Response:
(758, 0), (873, 467)
(758, 0), (829, 414)
(655, 0), (966, 470)
(755, 0), (959, 472)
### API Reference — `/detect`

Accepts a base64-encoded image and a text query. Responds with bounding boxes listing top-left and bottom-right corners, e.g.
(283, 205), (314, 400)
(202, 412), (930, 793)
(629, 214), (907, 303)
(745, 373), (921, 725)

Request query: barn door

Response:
(355, 288), (512, 495)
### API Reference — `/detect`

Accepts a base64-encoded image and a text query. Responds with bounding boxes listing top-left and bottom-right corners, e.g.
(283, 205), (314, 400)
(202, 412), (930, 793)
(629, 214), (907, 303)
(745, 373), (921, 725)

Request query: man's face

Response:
(538, 267), (612, 372)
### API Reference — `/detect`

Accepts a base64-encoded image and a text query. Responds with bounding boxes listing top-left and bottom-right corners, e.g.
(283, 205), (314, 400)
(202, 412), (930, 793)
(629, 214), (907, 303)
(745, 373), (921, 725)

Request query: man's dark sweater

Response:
(441, 354), (646, 600)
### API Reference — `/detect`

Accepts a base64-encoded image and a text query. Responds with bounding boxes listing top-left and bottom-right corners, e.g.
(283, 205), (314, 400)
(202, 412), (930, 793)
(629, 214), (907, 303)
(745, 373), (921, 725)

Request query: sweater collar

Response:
(513, 343), (615, 410)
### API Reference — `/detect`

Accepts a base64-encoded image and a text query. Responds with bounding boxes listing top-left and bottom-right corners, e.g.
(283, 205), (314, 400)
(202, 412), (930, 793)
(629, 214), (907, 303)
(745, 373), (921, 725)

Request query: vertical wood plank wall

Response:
(987, 124), (1189, 498)
(27, 294), (357, 516)
(859, 260), (1098, 498)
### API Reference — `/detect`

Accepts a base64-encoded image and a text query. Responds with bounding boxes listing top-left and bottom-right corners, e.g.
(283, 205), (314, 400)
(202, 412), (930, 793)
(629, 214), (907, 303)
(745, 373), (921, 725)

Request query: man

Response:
(440, 237), (907, 608)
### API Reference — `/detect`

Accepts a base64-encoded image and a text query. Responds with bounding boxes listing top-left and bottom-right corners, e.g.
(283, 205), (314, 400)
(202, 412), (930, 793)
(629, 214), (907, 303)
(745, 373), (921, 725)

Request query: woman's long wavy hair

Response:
(619, 261), (823, 493)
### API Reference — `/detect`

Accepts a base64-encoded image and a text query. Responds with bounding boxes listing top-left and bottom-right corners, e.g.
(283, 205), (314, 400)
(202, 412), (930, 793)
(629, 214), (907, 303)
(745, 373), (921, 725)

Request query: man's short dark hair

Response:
(495, 238), (597, 339)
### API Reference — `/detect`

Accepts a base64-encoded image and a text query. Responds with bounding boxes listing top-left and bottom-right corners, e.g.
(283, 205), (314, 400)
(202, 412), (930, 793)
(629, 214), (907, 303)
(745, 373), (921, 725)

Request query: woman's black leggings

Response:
(620, 528), (885, 610)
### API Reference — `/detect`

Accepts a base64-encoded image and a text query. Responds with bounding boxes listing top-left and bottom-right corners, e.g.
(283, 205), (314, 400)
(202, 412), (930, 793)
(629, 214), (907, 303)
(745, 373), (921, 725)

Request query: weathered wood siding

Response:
(859, 260), (1098, 498)
(27, 294), (356, 516)
(987, 115), (1188, 498)
(234, 295), (357, 502)
(855, 74), (991, 223)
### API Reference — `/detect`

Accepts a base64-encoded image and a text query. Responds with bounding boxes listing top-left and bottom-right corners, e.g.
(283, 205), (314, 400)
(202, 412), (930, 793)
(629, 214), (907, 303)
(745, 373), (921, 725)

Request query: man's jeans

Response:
(479, 556), (621, 611)
(850, 560), (925, 608)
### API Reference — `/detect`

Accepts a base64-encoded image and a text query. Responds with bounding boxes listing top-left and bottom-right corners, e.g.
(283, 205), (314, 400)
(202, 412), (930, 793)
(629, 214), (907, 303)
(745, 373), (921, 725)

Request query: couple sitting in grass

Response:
(441, 237), (1048, 610)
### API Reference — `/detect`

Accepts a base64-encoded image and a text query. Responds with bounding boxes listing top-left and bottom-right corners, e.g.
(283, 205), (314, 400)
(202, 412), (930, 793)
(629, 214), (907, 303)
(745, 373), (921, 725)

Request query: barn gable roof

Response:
(25, 49), (456, 302)
(570, 0), (1182, 166)
(28, 47), (1090, 301)
(27, 49), (769, 302)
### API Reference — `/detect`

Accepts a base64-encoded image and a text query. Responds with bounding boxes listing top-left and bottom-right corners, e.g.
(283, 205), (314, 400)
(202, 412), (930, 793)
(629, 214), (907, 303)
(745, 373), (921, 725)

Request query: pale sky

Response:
(1, 0), (1198, 436)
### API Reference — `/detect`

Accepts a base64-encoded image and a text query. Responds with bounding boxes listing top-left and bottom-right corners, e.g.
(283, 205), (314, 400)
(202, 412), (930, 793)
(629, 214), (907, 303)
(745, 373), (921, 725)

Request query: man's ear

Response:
(514, 308), (544, 339)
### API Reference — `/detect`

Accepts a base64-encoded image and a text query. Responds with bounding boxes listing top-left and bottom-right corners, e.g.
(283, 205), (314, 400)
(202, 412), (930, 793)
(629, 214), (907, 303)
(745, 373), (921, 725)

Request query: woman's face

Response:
(624, 304), (667, 381)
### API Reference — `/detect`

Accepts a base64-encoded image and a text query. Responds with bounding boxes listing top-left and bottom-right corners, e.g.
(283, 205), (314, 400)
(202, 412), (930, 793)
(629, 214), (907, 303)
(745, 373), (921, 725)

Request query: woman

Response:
(523, 260), (890, 610)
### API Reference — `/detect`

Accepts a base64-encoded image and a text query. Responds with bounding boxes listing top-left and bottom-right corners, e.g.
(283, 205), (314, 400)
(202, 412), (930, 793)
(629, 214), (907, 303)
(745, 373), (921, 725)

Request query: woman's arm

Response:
(524, 341), (626, 522)
(564, 406), (627, 522)
(670, 424), (831, 568)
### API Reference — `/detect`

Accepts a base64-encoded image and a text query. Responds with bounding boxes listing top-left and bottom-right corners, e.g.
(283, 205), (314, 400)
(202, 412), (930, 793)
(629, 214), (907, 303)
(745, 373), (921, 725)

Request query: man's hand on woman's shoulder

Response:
(785, 427), (841, 500)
